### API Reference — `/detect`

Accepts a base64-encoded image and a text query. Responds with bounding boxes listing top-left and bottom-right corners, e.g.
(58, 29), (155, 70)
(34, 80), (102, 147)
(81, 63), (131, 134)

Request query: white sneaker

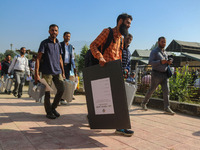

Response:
(60, 100), (68, 105)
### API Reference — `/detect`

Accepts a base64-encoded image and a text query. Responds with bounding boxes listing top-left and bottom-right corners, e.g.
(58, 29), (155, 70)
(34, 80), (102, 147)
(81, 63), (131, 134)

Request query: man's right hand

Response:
(168, 59), (173, 65)
(161, 60), (173, 65)
(99, 57), (106, 66)
(35, 74), (41, 84)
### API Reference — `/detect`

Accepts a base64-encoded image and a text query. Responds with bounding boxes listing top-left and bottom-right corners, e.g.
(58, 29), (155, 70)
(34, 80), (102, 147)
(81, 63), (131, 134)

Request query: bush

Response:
(169, 66), (197, 102)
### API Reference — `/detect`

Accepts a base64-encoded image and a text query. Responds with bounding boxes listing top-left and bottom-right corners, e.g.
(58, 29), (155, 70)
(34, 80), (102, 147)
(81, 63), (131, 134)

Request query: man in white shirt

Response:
(8, 47), (30, 98)
(60, 32), (76, 105)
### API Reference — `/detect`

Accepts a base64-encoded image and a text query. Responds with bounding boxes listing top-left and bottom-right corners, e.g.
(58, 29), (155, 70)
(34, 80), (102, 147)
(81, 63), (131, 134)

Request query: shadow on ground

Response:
(193, 131), (200, 136)
(0, 111), (118, 149)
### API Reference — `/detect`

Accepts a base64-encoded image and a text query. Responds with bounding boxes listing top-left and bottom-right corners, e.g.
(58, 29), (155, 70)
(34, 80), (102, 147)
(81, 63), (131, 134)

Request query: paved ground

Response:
(0, 87), (200, 150)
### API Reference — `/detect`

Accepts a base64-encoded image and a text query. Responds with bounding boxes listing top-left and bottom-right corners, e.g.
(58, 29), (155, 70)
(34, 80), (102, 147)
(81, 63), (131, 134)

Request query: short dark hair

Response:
(127, 33), (133, 39)
(6, 54), (11, 57)
(49, 24), (59, 29)
(20, 47), (26, 50)
(158, 36), (166, 41)
(117, 13), (133, 25)
(63, 32), (71, 36)
(33, 55), (37, 59)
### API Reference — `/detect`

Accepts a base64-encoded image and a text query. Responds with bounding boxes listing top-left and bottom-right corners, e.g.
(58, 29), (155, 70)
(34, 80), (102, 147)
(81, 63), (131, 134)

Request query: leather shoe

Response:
(46, 113), (56, 119)
(164, 107), (175, 115)
(141, 103), (148, 111)
(52, 109), (60, 117)
(12, 91), (17, 97)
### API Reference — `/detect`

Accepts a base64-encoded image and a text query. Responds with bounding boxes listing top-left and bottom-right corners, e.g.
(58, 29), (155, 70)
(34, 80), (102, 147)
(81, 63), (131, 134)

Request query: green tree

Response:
(74, 53), (80, 71)
(150, 42), (158, 51)
(0, 53), (4, 61)
(169, 66), (196, 102)
(78, 44), (89, 72)
(4, 50), (17, 60)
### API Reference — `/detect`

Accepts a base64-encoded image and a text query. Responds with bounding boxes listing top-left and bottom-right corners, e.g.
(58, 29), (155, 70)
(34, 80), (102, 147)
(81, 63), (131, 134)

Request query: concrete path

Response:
(0, 87), (200, 150)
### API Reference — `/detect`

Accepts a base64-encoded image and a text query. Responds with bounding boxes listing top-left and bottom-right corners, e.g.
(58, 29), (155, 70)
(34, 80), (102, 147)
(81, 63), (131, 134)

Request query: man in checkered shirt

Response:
(90, 13), (134, 137)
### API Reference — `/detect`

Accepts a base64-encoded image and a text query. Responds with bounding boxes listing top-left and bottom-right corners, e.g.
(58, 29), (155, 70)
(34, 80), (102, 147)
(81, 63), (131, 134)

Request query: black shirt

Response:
(1, 60), (11, 76)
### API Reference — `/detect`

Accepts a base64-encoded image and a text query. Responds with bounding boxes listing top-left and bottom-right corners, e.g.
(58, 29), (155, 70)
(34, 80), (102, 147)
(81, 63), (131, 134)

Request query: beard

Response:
(119, 23), (128, 36)
(20, 51), (25, 55)
(50, 33), (57, 39)
(159, 44), (165, 49)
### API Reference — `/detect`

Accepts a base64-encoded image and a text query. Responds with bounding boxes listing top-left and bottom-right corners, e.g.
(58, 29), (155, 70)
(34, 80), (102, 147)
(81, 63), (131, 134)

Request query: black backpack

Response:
(85, 27), (113, 67)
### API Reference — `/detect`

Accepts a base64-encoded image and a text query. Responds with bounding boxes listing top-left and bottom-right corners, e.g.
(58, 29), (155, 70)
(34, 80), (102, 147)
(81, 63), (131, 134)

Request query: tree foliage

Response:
(169, 66), (196, 102)
(150, 42), (158, 51)
(78, 44), (89, 73)
(4, 50), (17, 60)
(74, 53), (80, 70)
(0, 53), (4, 61)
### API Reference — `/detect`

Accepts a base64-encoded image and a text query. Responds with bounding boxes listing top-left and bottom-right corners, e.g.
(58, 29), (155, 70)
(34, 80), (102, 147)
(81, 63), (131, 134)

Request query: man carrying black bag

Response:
(141, 36), (175, 115)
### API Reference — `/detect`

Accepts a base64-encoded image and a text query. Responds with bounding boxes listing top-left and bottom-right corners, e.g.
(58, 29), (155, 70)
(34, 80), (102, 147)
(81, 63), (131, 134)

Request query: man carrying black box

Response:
(90, 13), (133, 137)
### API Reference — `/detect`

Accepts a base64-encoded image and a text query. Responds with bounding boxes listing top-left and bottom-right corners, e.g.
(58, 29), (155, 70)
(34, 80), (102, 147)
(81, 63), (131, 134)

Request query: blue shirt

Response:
(38, 37), (63, 75)
(149, 47), (168, 72)
(126, 76), (135, 84)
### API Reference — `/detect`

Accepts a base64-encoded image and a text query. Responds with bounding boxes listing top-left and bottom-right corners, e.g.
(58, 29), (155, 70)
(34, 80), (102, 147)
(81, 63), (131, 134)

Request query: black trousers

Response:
(42, 74), (64, 114)
(64, 64), (71, 80)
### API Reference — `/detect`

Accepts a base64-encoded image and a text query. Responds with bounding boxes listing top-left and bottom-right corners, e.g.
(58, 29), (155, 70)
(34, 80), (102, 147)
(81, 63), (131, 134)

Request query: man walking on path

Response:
(90, 13), (133, 137)
(1, 54), (11, 93)
(29, 54), (37, 79)
(141, 36), (175, 115)
(60, 31), (76, 105)
(35, 24), (65, 119)
(122, 33), (133, 78)
(8, 47), (30, 98)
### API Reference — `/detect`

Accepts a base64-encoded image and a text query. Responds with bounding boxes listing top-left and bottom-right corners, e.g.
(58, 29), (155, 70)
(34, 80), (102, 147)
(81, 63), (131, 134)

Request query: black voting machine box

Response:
(83, 60), (131, 129)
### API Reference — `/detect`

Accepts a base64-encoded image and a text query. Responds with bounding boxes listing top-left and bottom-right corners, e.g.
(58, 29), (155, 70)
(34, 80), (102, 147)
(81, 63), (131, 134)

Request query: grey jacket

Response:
(149, 47), (168, 72)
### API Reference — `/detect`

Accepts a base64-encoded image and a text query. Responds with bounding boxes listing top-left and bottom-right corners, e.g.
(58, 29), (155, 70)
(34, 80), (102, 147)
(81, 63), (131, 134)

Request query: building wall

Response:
(181, 61), (200, 67)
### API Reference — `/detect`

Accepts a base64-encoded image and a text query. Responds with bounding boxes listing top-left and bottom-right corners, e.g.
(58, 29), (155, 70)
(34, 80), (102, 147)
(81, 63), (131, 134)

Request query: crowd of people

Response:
(0, 25), (77, 117)
(0, 12), (185, 138)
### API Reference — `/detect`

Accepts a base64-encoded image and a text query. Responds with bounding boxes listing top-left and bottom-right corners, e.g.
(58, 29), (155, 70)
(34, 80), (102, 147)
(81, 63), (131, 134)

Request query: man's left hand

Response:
(74, 68), (77, 77)
(62, 73), (66, 79)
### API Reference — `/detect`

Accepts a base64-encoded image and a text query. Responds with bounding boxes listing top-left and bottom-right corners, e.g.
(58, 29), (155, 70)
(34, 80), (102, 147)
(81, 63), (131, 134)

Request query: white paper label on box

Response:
(91, 77), (114, 115)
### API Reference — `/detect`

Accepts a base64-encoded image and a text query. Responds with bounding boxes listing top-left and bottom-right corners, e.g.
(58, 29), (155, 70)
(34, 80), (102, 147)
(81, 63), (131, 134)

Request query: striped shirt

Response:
(122, 48), (131, 72)
(90, 27), (123, 62)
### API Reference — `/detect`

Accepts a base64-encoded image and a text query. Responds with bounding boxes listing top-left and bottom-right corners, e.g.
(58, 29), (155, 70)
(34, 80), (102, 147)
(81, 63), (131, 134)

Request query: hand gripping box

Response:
(83, 60), (131, 129)
(28, 81), (45, 103)
(4, 78), (13, 91)
(51, 79), (75, 103)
